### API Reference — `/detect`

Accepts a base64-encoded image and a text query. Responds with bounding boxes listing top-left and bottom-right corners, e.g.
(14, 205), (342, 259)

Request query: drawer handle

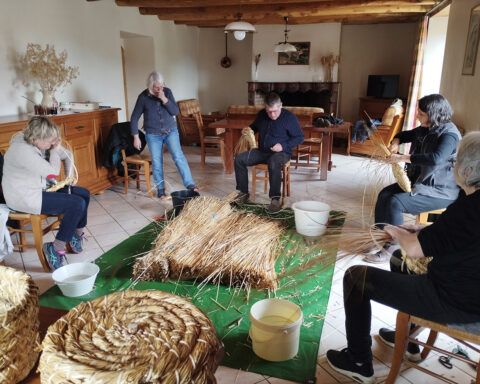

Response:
(74, 125), (85, 131)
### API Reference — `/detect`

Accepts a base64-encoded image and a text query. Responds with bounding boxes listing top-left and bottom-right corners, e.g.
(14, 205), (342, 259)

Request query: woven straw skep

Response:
(39, 290), (222, 384)
(0, 266), (40, 384)
(133, 195), (283, 290)
(233, 127), (257, 155)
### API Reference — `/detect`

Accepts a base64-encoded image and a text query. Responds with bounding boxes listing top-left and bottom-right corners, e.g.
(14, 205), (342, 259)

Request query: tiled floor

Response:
(4, 146), (477, 383)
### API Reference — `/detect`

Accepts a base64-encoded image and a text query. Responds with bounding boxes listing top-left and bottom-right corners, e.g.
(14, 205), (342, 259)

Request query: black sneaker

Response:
(326, 348), (374, 383)
(234, 192), (249, 204)
(378, 327), (421, 362)
(267, 198), (282, 213)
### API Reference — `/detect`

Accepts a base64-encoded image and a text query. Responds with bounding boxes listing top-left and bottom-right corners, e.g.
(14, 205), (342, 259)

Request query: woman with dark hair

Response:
(326, 132), (480, 383)
(365, 94), (462, 263)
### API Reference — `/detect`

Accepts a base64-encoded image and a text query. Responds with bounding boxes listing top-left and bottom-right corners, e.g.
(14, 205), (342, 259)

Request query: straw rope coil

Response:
(400, 249), (432, 275)
(39, 290), (222, 384)
(0, 266), (40, 384)
(133, 194), (283, 290)
(233, 127), (257, 155)
(369, 132), (411, 193)
(46, 176), (76, 192)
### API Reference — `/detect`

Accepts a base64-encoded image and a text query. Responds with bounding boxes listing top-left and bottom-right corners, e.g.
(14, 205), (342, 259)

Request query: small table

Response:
(304, 122), (352, 180)
(208, 118), (253, 174)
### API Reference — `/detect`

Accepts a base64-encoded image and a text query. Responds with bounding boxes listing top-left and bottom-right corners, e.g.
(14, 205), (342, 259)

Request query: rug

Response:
(40, 205), (343, 383)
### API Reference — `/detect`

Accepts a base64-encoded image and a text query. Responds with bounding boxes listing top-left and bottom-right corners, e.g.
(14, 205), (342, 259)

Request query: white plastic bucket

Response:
(291, 200), (330, 237)
(52, 262), (100, 297)
(249, 298), (303, 362)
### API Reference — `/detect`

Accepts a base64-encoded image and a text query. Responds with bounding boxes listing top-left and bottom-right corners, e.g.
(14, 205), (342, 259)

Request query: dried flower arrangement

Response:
(21, 43), (79, 105)
(320, 54), (340, 82)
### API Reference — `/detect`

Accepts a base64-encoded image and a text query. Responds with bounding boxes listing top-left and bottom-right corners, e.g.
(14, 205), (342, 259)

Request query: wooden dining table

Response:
(209, 118), (352, 181)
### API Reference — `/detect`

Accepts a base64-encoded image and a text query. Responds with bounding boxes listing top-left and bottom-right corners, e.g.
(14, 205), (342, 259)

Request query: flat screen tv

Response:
(367, 75), (399, 99)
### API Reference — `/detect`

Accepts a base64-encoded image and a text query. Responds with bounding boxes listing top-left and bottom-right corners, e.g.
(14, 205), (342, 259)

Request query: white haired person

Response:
(130, 71), (198, 199)
(326, 132), (480, 383)
(2, 116), (90, 270)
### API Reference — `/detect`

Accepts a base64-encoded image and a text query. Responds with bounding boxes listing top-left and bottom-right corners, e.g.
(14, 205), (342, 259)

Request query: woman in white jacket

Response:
(2, 116), (90, 270)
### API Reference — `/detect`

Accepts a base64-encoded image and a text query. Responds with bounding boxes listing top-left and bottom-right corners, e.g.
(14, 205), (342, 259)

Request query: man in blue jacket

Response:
(234, 92), (304, 213)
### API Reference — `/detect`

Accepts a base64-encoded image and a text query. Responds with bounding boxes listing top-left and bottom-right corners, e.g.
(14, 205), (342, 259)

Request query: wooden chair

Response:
(292, 136), (323, 172)
(386, 311), (480, 383)
(7, 212), (62, 272)
(416, 208), (446, 225)
(121, 149), (154, 197)
(177, 99), (225, 170)
(251, 161), (291, 205)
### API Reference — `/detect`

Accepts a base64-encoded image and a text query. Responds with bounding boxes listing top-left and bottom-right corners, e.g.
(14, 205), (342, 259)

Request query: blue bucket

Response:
(171, 189), (200, 215)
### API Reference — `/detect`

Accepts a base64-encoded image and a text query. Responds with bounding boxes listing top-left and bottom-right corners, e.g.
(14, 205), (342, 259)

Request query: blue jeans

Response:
(41, 186), (90, 242)
(146, 129), (195, 191)
(374, 183), (455, 227)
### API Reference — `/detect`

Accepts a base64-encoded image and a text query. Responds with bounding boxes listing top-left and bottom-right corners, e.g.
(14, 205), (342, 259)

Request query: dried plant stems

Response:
(133, 194), (283, 291)
(0, 266), (40, 383)
(400, 249), (432, 275)
(234, 128), (257, 155)
(39, 290), (222, 384)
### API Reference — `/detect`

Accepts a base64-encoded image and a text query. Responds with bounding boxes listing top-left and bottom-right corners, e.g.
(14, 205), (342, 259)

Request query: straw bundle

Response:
(46, 176), (75, 192)
(369, 130), (411, 193)
(0, 266), (40, 384)
(400, 250), (432, 275)
(39, 290), (222, 384)
(133, 195), (283, 290)
(233, 127), (256, 155)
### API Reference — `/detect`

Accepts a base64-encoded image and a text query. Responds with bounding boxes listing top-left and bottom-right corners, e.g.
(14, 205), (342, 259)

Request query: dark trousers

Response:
(343, 262), (480, 363)
(41, 186), (90, 242)
(234, 149), (290, 199)
(374, 183), (454, 227)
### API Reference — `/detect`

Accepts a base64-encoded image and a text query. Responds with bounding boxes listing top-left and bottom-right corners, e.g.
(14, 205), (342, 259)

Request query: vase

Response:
(40, 89), (55, 108)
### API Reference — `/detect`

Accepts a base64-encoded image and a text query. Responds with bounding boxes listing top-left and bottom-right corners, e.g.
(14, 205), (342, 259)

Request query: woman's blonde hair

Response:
(457, 131), (480, 188)
(23, 116), (60, 145)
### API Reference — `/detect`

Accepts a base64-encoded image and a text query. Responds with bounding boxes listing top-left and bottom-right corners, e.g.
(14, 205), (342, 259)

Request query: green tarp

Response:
(40, 207), (343, 383)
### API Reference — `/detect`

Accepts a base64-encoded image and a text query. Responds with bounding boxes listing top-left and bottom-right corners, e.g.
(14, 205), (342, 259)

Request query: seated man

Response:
(351, 98), (403, 143)
(234, 92), (304, 213)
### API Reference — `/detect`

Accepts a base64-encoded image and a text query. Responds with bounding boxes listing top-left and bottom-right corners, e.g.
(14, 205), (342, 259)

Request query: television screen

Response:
(367, 75), (399, 99)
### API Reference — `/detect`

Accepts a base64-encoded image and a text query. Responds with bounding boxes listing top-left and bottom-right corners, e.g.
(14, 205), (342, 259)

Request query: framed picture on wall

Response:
(462, 4), (480, 75)
(278, 42), (310, 65)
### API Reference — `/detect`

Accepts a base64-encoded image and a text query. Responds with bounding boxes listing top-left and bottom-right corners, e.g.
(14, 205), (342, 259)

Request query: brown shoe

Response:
(268, 198), (282, 213)
(234, 192), (249, 204)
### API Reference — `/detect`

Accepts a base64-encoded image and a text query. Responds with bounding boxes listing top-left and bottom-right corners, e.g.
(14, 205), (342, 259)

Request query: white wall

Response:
(252, 23), (342, 82)
(339, 23), (417, 121)
(0, 0), (199, 121)
(441, 0), (480, 133)
(197, 29), (252, 114)
(422, 16), (449, 96)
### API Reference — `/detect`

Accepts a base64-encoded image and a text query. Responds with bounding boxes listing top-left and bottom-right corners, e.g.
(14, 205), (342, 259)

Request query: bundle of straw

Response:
(0, 266), (40, 383)
(233, 127), (256, 155)
(133, 194), (283, 290)
(39, 290), (222, 384)
(400, 249), (432, 275)
(46, 176), (75, 192)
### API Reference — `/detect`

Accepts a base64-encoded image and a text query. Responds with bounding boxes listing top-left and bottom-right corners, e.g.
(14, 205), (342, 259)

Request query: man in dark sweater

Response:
(326, 132), (480, 383)
(234, 92), (304, 213)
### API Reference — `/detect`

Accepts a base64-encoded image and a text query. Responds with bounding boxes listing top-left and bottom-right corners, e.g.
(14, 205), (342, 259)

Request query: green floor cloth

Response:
(40, 206), (343, 383)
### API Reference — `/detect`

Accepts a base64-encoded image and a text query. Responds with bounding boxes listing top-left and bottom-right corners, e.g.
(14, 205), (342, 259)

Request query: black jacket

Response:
(102, 122), (146, 176)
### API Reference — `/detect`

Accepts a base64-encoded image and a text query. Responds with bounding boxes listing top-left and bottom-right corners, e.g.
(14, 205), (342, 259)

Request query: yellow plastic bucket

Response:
(249, 298), (303, 362)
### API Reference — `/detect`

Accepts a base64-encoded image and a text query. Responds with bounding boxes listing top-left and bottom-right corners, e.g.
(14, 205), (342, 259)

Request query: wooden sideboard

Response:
(0, 109), (120, 194)
(247, 82), (340, 116)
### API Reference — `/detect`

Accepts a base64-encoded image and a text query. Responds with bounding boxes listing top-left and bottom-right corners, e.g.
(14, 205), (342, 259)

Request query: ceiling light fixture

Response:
(224, 13), (256, 41)
(274, 16), (296, 53)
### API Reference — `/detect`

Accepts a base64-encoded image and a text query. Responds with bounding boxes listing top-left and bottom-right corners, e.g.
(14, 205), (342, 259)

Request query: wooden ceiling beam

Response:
(117, 0), (436, 7)
(173, 12), (423, 26)
(141, 2), (432, 21)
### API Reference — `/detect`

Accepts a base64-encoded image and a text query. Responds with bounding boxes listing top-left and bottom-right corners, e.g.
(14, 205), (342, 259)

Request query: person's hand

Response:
(384, 224), (424, 258)
(270, 143), (283, 152)
(385, 153), (410, 164)
(154, 86), (169, 104)
(133, 135), (142, 151)
(389, 139), (400, 154)
(51, 137), (61, 150)
(399, 223), (426, 233)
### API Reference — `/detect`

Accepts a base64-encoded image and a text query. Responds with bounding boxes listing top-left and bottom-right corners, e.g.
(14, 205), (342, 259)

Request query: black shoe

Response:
(234, 192), (249, 204)
(267, 198), (282, 213)
(326, 348), (374, 383)
(378, 327), (421, 362)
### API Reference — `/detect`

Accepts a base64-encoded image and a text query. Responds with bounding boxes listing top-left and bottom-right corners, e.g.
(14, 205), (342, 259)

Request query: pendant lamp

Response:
(224, 13), (256, 41)
(274, 16), (296, 53)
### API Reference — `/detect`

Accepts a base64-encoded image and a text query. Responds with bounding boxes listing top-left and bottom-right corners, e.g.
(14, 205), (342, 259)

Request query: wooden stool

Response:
(386, 311), (480, 384)
(121, 149), (154, 198)
(251, 161), (290, 205)
(416, 208), (446, 225)
(292, 137), (322, 172)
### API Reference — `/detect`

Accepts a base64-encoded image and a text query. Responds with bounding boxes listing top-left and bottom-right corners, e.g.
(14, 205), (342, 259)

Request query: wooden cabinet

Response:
(350, 97), (404, 156)
(0, 109), (120, 194)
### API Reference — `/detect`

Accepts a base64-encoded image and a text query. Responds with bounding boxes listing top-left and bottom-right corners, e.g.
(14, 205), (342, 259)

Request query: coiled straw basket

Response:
(0, 266), (40, 384)
(39, 290), (223, 383)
